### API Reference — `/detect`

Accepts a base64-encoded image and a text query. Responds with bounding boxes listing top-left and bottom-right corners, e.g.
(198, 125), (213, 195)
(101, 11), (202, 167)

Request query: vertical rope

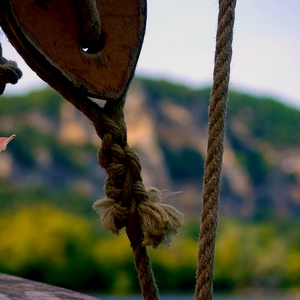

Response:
(195, 0), (236, 299)
(92, 99), (183, 300)
(1, 2), (181, 299)
(94, 100), (160, 300)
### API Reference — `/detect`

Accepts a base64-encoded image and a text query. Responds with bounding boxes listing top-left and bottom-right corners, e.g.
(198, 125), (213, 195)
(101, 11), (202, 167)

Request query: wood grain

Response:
(0, 273), (102, 300)
(0, 0), (146, 101)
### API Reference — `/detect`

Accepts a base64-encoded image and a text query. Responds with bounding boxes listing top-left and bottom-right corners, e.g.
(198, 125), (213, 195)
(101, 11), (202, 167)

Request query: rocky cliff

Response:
(1, 77), (300, 220)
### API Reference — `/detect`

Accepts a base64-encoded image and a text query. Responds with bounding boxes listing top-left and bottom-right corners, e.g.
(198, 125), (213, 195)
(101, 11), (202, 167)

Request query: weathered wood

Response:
(0, 0), (146, 101)
(0, 273), (102, 300)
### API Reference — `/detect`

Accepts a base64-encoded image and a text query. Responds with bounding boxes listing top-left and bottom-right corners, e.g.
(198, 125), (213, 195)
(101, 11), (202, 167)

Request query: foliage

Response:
(1, 78), (300, 220)
(160, 143), (204, 181)
(0, 88), (61, 117)
(1, 78), (300, 293)
(0, 205), (299, 293)
(136, 77), (201, 104)
(0, 183), (95, 216)
(136, 77), (210, 127)
(228, 91), (300, 147)
(227, 132), (270, 185)
(0, 205), (98, 289)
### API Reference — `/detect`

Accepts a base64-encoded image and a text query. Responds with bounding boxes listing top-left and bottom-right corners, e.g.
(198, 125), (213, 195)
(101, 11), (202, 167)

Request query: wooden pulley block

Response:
(0, 0), (146, 101)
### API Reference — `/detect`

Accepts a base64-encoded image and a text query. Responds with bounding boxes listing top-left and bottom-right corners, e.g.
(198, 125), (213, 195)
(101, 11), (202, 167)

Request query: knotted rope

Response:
(92, 99), (184, 300)
(0, 43), (22, 95)
(1, 1), (179, 295)
(195, 0), (236, 299)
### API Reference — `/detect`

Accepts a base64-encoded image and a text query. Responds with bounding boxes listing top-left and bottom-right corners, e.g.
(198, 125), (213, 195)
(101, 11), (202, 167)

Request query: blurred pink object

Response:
(0, 134), (16, 152)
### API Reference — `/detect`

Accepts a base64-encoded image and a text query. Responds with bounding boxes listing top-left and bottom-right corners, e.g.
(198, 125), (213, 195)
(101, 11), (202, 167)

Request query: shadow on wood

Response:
(0, 273), (102, 300)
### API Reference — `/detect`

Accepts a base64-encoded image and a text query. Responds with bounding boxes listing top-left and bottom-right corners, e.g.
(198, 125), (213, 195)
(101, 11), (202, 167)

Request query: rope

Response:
(92, 99), (184, 300)
(195, 0), (236, 299)
(0, 43), (22, 95)
(1, 2), (181, 298)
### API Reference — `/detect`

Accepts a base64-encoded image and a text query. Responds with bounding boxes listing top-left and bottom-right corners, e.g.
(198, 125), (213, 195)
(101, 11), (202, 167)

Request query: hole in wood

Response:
(80, 32), (105, 54)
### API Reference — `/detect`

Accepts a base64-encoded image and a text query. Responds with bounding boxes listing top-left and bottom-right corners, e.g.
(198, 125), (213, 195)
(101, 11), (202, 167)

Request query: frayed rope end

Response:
(139, 187), (184, 248)
(93, 187), (184, 248)
(92, 198), (128, 234)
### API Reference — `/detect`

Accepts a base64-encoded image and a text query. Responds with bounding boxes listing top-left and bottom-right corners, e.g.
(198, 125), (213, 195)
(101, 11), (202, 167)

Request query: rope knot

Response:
(92, 198), (129, 234)
(0, 44), (22, 95)
(139, 187), (184, 248)
(93, 187), (184, 249)
(91, 98), (183, 296)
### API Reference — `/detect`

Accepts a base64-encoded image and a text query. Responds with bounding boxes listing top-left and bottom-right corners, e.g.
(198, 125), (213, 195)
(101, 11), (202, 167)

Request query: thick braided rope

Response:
(195, 0), (236, 299)
(92, 99), (184, 300)
(0, 43), (22, 95)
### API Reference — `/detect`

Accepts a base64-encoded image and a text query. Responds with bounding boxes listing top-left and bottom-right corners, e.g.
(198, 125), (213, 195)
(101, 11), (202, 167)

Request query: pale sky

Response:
(1, 1), (300, 108)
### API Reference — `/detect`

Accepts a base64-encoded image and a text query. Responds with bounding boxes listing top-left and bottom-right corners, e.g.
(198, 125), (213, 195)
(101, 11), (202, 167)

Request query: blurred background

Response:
(0, 1), (300, 299)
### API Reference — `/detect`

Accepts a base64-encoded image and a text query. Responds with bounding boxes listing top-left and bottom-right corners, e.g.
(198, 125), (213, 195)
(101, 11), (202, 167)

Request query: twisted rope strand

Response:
(0, 43), (22, 95)
(195, 1), (236, 299)
(92, 100), (159, 299)
(92, 99), (183, 299)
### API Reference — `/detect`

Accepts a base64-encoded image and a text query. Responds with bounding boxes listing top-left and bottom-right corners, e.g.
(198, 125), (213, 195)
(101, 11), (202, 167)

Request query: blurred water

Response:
(98, 295), (289, 300)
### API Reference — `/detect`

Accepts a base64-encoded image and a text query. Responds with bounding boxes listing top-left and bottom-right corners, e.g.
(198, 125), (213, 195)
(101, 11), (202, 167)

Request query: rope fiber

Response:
(0, 43), (22, 95)
(195, 0), (237, 299)
(92, 99), (184, 300)
(0, 0), (236, 298)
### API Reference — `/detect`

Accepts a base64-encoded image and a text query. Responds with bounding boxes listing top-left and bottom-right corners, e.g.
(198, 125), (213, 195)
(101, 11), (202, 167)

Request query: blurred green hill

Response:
(1, 77), (300, 294)
(1, 77), (300, 219)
